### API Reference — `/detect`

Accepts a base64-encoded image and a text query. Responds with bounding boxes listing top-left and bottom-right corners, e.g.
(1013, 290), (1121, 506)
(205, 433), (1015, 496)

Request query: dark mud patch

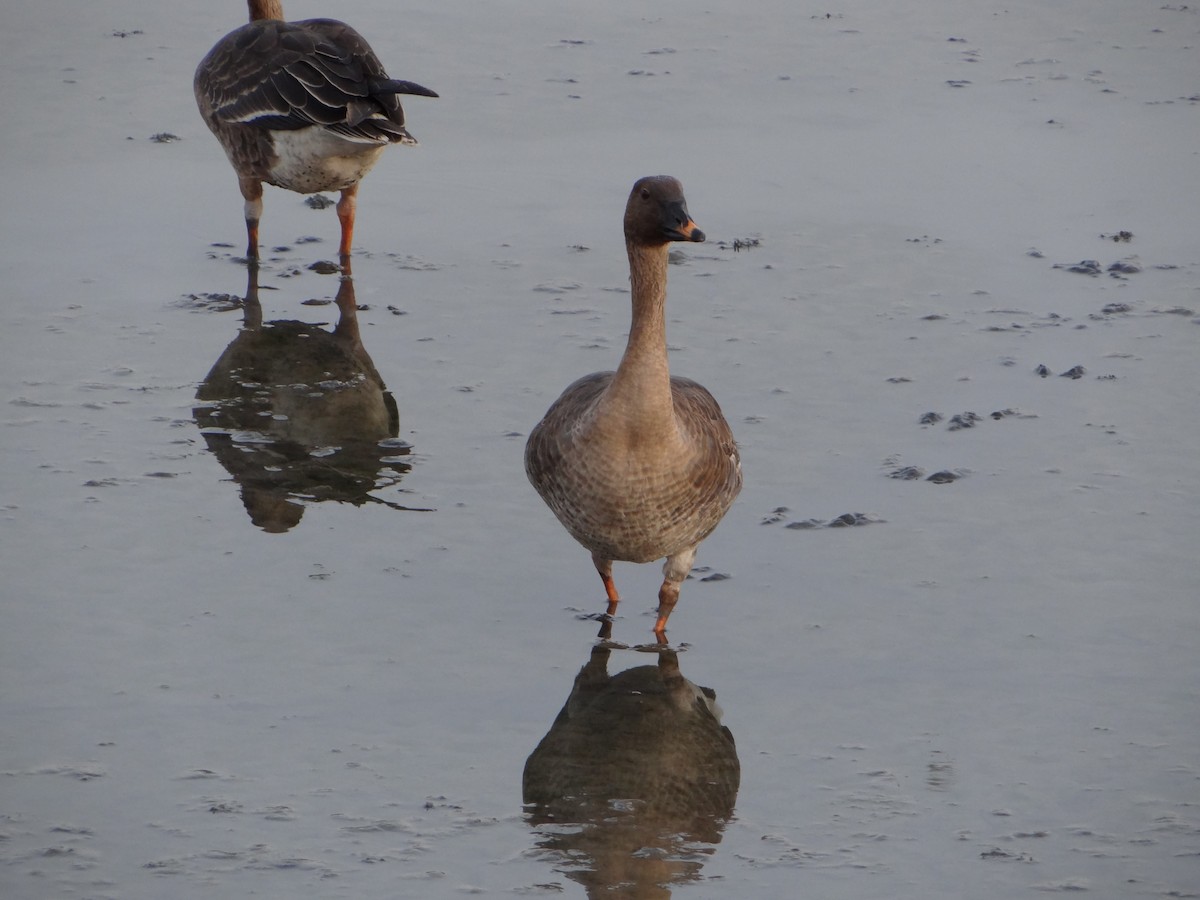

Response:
(1035, 364), (1092, 379)
(920, 409), (1036, 430)
(714, 237), (761, 252)
(177, 291), (243, 313)
(688, 566), (732, 582)
(947, 412), (982, 431)
(1051, 255), (1173, 279)
(1107, 258), (1141, 275)
(926, 470), (962, 484)
(989, 408), (1035, 420)
(760, 507), (789, 525)
(761, 508), (885, 529)
(1053, 259), (1104, 276)
(884, 465), (966, 484)
(981, 847), (1036, 863)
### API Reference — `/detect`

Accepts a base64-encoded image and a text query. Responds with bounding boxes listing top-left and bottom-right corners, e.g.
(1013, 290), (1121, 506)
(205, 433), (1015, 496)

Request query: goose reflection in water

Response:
(524, 622), (739, 898)
(194, 264), (427, 532)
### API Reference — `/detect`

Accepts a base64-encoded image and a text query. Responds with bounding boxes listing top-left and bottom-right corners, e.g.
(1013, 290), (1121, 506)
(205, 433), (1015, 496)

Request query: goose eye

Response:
(640, 188), (651, 200)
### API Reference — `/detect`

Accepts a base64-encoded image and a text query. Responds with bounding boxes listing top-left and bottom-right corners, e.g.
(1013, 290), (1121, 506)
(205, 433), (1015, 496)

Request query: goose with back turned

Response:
(194, 0), (437, 260)
(525, 176), (742, 636)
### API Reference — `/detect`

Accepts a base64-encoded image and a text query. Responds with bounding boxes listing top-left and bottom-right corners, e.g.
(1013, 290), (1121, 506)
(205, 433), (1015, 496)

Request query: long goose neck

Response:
(622, 241), (670, 377)
(249, 0), (285, 22)
(600, 241), (678, 441)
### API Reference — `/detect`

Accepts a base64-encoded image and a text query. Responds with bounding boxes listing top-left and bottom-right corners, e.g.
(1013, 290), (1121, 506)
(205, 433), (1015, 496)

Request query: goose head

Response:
(624, 176), (706, 246)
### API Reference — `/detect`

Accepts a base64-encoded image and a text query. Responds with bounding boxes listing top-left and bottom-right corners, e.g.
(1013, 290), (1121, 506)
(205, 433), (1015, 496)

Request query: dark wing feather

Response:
(195, 18), (436, 144)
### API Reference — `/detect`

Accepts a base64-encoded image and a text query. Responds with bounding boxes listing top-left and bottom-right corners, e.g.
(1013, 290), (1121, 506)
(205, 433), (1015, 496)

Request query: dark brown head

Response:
(623, 176), (705, 247)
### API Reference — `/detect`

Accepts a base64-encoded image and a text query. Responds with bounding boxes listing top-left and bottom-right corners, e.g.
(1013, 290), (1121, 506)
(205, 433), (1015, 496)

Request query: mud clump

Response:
(1055, 259), (1103, 276)
(927, 470), (961, 484)
(783, 512), (883, 529)
(1036, 363), (1086, 379)
(947, 412), (982, 431)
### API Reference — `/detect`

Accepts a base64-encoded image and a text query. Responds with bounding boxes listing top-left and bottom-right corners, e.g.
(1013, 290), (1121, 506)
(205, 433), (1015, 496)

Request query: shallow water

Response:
(2, 2), (1198, 898)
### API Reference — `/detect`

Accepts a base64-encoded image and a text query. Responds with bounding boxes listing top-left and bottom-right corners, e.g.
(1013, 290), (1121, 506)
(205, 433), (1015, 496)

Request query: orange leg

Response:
(337, 184), (359, 259)
(653, 580), (681, 636)
(602, 582), (620, 618)
(654, 547), (695, 636)
(592, 554), (620, 617)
